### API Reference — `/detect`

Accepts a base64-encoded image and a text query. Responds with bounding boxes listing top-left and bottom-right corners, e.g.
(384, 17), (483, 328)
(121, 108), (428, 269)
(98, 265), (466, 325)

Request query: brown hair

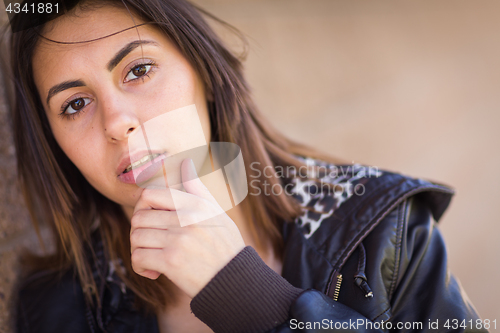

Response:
(8, 0), (345, 314)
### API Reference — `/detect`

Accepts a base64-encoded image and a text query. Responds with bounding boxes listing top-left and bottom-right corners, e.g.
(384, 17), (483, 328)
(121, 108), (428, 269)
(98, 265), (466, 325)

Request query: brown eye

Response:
(70, 98), (85, 111)
(132, 65), (147, 77)
(124, 63), (154, 82)
(63, 97), (92, 115)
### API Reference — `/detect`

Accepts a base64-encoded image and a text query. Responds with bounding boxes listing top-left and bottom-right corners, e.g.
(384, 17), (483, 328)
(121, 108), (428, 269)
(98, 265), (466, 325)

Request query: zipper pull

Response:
(354, 243), (374, 298)
(354, 275), (374, 298)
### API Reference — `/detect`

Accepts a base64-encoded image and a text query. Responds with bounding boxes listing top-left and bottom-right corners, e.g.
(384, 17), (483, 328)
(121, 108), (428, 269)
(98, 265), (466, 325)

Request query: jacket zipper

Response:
(332, 273), (343, 301)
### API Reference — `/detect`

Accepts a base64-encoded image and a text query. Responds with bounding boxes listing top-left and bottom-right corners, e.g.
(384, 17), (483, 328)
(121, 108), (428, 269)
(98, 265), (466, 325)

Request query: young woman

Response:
(8, 0), (483, 332)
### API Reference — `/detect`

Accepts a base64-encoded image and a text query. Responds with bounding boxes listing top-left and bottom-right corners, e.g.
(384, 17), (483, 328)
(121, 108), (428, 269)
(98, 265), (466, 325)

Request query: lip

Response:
(116, 150), (167, 184)
(118, 153), (167, 185)
(116, 149), (166, 176)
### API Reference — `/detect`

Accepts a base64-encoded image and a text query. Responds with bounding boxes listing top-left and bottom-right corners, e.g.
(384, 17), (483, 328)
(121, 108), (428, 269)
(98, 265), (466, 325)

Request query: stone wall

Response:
(0, 8), (52, 332)
(0, 16), (30, 333)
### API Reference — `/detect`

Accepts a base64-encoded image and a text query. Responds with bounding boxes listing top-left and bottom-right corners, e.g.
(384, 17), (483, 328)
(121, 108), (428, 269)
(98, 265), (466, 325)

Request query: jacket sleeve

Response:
(190, 246), (386, 333)
(191, 195), (485, 333)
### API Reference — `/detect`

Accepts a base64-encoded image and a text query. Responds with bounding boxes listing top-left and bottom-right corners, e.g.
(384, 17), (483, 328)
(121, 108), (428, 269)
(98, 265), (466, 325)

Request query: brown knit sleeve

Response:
(190, 246), (303, 333)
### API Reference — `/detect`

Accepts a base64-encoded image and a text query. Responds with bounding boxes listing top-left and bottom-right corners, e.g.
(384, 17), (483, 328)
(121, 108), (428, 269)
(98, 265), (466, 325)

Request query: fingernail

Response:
(190, 159), (197, 175)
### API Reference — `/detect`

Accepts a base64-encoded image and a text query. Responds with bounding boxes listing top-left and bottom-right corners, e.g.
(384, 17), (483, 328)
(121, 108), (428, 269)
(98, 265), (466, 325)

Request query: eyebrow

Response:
(46, 40), (159, 107)
(46, 80), (85, 106)
(107, 40), (158, 72)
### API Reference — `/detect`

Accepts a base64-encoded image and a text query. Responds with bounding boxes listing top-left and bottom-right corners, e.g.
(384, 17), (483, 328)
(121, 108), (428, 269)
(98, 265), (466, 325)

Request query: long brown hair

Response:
(8, 0), (345, 314)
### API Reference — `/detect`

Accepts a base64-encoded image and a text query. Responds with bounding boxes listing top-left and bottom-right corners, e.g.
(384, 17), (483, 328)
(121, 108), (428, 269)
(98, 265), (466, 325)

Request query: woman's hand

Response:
(130, 158), (246, 298)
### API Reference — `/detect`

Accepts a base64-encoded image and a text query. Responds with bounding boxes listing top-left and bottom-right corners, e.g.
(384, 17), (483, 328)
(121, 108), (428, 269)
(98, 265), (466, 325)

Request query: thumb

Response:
(181, 158), (218, 205)
(140, 269), (161, 280)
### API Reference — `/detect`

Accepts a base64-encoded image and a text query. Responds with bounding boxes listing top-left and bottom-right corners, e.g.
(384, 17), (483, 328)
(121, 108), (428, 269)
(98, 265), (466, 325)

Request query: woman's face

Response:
(32, 4), (212, 219)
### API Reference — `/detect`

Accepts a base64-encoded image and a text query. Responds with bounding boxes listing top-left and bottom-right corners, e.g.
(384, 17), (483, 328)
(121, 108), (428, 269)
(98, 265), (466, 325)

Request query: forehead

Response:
(33, 7), (162, 68)
(38, 4), (144, 44)
(31, 5), (172, 101)
(32, 4), (169, 70)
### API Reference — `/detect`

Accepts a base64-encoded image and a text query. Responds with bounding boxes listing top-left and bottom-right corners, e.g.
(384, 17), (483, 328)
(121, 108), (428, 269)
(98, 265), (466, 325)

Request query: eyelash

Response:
(58, 60), (158, 120)
(124, 60), (157, 83)
(58, 96), (91, 120)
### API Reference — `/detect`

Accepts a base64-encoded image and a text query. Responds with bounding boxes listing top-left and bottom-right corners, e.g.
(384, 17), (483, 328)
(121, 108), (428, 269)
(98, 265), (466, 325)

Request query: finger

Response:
(134, 185), (214, 214)
(130, 209), (180, 232)
(131, 248), (166, 278)
(140, 270), (161, 280)
(134, 187), (175, 213)
(181, 158), (219, 206)
(134, 187), (189, 213)
(130, 228), (169, 252)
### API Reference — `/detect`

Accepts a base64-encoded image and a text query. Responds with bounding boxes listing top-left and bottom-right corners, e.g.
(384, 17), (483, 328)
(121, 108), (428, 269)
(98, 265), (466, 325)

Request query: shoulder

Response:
(281, 158), (457, 320)
(285, 158), (454, 241)
(281, 158), (454, 289)
(289, 159), (454, 233)
(16, 268), (93, 333)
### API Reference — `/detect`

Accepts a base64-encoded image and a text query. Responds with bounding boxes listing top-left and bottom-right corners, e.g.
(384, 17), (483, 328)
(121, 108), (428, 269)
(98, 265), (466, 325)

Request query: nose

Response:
(101, 95), (141, 143)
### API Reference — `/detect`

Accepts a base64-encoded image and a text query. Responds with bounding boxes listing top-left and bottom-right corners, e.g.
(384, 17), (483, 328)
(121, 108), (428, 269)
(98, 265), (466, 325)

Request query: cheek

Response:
(53, 125), (137, 207)
(148, 64), (199, 112)
(198, 103), (211, 143)
(143, 64), (211, 142)
(171, 65), (211, 143)
(52, 125), (106, 185)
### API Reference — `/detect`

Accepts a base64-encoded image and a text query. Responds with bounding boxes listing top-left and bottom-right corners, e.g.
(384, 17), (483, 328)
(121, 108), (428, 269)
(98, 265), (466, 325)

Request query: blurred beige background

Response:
(190, 0), (500, 323)
(0, 0), (499, 330)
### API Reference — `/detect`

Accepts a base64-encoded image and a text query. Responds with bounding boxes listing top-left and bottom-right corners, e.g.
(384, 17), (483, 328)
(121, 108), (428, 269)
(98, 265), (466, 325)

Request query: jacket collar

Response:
(280, 162), (454, 295)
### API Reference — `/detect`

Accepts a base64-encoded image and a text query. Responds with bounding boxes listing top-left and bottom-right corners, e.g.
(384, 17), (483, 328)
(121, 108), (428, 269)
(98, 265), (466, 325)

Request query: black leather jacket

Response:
(16, 163), (485, 332)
